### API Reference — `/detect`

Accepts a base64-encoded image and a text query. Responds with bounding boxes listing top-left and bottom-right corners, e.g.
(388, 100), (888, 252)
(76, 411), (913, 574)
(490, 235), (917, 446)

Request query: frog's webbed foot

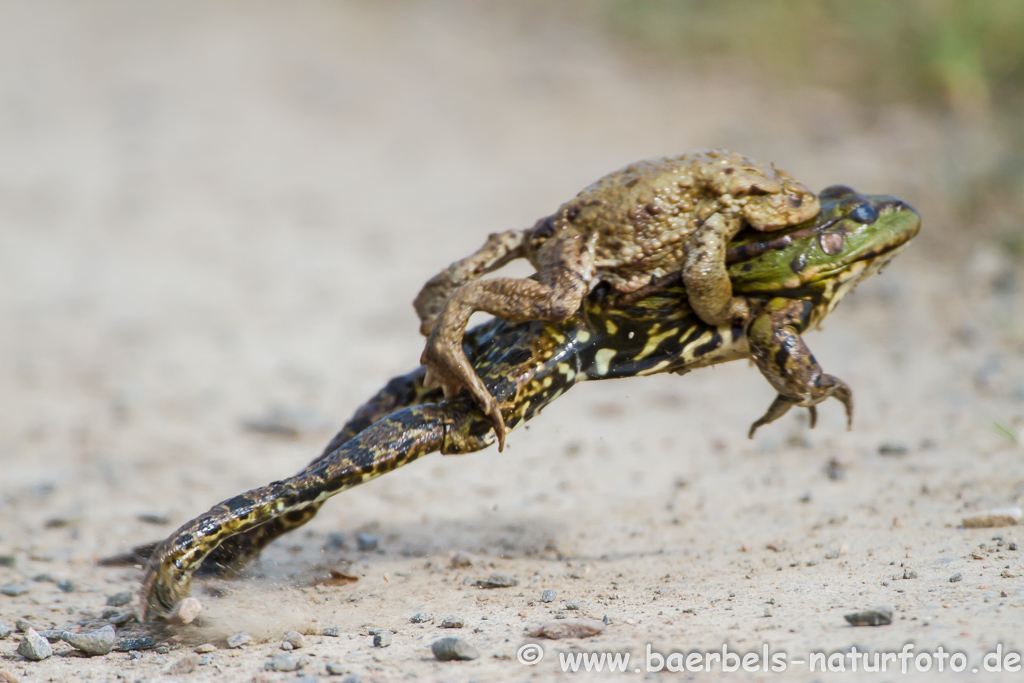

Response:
(747, 379), (853, 438)
(746, 297), (855, 438)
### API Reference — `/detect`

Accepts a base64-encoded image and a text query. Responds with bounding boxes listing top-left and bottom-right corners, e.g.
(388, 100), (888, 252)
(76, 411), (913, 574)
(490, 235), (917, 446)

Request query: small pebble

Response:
(227, 631), (253, 648)
(167, 597), (203, 625)
(266, 653), (303, 672)
(565, 601), (582, 610)
(1010, 542), (1019, 551)
(0, 622), (12, 639)
(844, 607), (893, 627)
(373, 631), (392, 648)
(283, 630), (306, 649)
(528, 619), (605, 639)
(106, 591), (133, 607)
(962, 507), (1023, 528)
(17, 628), (53, 661)
(431, 637), (480, 661)
(15, 619), (39, 632)
(32, 573), (54, 583)
(949, 572), (963, 583)
(902, 569), (918, 579)
(356, 534), (379, 551)
(877, 443), (908, 456)
(541, 590), (556, 603)
(410, 612), (432, 623)
(128, 650), (143, 660)
(106, 611), (135, 626)
(195, 643), (217, 654)
(56, 579), (74, 593)
(322, 626), (341, 637)
(450, 552), (473, 568)
(115, 637), (157, 652)
(324, 533), (346, 550)
(473, 572), (518, 588)
(341, 674), (363, 683)
(325, 661), (347, 675)
(0, 554), (15, 567)
(441, 615), (464, 628)
(38, 630), (66, 643)
(163, 653), (199, 675)
(281, 641), (294, 651)
(63, 624), (116, 656)
(1, 583), (28, 597)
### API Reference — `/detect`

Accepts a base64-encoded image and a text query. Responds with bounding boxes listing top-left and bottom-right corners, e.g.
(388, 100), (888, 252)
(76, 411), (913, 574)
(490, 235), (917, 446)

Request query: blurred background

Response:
(1, 0), (1021, 548)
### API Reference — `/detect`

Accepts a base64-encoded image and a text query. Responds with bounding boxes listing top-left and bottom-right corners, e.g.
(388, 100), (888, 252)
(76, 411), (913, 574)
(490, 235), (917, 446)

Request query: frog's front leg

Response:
(420, 233), (592, 451)
(414, 229), (527, 336)
(746, 297), (853, 438)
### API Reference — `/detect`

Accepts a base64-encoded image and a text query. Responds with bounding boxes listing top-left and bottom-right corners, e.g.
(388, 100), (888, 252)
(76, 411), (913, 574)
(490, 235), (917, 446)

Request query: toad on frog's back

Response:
(414, 150), (819, 449)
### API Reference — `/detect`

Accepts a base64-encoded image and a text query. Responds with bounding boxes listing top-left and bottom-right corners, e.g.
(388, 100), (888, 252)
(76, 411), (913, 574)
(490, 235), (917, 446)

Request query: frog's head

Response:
(727, 186), (920, 307)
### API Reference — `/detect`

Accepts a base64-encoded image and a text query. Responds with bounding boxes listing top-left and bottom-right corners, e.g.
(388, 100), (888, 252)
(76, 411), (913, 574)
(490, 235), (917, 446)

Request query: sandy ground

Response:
(1, 2), (1023, 681)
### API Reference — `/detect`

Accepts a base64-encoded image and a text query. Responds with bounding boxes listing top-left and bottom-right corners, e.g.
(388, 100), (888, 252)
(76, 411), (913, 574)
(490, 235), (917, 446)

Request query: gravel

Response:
(283, 630), (306, 649)
(163, 653), (199, 675)
(356, 533), (379, 551)
(1, 583), (29, 597)
(471, 572), (519, 588)
(323, 626), (341, 637)
(441, 615), (465, 628)
(410, 612), (432, 623)
(167, 596), (203, 625)
(115, 637), (157, 652)
(844, 607), (893, 626)
(56, 579), (75, 593)
(17, 628), (53, 661)
(105, 591), (133, 607)
(227, 631), (253, 648)
(266, 653), (303, 672)
(431, 637), (480, 661)
(541, 589), (556, 603)
(0, 622), (12, 639)
(373, 631), (393, 648)
(64, 625), (117, 656)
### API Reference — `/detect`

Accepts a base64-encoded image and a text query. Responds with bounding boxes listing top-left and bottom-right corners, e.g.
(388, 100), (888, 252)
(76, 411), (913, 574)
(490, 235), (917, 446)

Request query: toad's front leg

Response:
(746, 297), (853, 438)
(421, 233), (592, 451)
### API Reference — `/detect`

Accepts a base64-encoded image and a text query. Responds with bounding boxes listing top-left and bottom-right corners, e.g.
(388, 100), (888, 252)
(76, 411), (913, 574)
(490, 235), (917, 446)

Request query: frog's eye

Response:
(849, 203), (879, 224)
(819, 231), (846, 255)
(819, 185), (856, 200)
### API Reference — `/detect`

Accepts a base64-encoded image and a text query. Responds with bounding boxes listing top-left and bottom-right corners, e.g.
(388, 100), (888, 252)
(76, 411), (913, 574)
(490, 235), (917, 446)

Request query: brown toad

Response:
(414, 149), (819, 449)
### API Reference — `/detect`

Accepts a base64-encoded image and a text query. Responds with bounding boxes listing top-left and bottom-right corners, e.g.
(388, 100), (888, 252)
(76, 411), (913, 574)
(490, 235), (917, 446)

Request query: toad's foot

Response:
(422, 338), (507, 450)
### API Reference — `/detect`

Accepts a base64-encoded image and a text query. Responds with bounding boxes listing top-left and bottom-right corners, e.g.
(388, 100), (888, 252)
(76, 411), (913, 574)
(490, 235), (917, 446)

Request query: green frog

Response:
(415, 151), (820, 450)
(139, 186), (918, 619)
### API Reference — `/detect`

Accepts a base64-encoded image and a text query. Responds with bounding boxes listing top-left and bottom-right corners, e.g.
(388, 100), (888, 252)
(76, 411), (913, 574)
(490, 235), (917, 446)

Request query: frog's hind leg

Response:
(186, 367), (442, 578)
(139, 401), (480, 620)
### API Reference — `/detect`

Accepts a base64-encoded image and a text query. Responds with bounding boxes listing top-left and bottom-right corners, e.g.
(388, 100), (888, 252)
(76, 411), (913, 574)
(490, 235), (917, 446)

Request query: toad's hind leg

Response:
(421, 236), (592, 451)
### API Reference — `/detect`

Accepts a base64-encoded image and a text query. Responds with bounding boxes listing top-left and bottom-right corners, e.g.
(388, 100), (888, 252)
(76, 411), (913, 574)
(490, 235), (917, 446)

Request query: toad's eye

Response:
(849, 203), (879, 224)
